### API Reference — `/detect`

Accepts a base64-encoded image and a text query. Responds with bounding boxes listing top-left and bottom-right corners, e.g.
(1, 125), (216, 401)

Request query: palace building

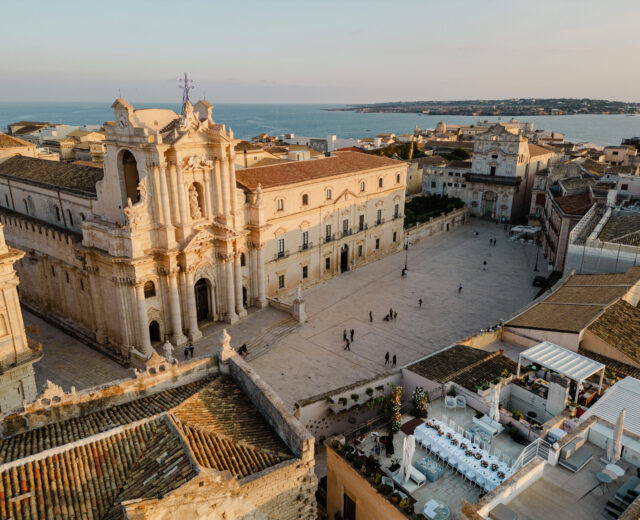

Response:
(0, 99), (406, 363)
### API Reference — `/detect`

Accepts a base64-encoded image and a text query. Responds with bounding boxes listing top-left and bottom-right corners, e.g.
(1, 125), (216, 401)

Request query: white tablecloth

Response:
(415, 419), (512, 490)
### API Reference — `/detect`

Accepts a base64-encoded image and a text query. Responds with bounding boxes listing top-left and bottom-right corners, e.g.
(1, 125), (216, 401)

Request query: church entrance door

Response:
(194, 279), (211, 322)
(149, 321), (161, 344)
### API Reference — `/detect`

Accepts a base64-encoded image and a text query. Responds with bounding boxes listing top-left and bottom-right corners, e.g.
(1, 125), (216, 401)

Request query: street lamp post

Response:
(404, 239), (409, 271)
(534, 241), (540, 272)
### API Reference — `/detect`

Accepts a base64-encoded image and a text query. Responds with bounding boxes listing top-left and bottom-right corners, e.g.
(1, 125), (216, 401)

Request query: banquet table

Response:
(414, 419), (512, 491)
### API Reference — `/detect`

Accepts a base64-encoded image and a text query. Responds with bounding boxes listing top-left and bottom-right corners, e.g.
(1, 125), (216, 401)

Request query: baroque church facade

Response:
(0, 100), (406, 363)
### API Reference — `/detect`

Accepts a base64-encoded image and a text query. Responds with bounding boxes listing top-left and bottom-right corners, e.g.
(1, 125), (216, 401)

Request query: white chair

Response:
(444, 395), (456, 409)
(457, 425), (465, 435)
(455, 395), (466, 409)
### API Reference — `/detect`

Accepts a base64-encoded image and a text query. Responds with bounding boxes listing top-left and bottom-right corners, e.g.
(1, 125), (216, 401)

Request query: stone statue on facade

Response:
(189, 184), (202, 219)
(255, 183), (263, 205)
(162, 341), (175, 364)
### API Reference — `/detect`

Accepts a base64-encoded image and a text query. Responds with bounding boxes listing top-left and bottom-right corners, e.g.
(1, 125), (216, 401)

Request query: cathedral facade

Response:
(0, 100), (406, 362)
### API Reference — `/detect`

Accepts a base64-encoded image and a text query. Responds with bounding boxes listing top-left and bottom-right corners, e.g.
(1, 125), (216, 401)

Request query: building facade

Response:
(0, 99), (406, 363)
(0, 223), (39, 413)
(422, 124), (560, 222)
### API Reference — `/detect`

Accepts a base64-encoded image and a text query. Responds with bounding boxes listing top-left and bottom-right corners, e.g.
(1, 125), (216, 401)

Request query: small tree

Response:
(412, 386), (429, 418)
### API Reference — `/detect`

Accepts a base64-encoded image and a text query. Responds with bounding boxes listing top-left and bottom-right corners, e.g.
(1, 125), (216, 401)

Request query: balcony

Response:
(375, 217), (385, 227)
(324, 234), (336, 244)
(342, 228), (353, 238)
(274, 250), (290, 261)
(358, 223), (369, 232)
(299, 242), (313, 252)
(393, 213), (403, 220)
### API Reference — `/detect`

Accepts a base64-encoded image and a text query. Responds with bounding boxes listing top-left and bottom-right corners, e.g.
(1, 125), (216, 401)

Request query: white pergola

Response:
(517, 341), (606, 402)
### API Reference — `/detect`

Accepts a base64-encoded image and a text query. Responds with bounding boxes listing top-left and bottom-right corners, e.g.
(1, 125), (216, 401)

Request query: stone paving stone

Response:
(250, 220), (540, 407)
(25, 310), (131, 392)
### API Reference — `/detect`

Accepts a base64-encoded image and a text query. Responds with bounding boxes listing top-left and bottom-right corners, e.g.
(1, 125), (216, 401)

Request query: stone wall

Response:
(0, 356), (217, 438)
(404, 206), (467, 244)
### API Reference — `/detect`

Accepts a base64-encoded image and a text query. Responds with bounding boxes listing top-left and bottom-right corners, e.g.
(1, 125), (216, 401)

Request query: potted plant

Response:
(412, 386), (429, 418)
(415, 515), (427, 520)
(512, 410), (524, 422)
(447, 386), (457, 397)
(371, 472), (382, 485)
(476, 380), (491, 398)
(338, 397), (348, 407)
(366, 387), (374, 397)
(399, 498), (410, 509)
(567, 400), (577, 418)
(379, 483), (393, 496)
(389, 458), (401, 473)
(352, 456), (363, 470)
(390, 492), (401, 504)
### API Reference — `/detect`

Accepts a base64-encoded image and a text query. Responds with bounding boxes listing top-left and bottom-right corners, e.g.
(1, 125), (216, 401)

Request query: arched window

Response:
(121, 150), (140, 203)
(67, 210), (74, 226)
(240, 252), (246, 266)
(378, 178), (383, 188)
(302, 194), (309, 206)
(55, 206), (61, 222)
(144, 280), (156, 298)
(326, 189), (332, 200)
(360, 181), (366, 192)
(276, 198), (284, 211)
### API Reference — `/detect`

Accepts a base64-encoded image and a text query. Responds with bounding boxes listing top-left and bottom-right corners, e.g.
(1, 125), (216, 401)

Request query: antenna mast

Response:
(178, 72), (194, 113)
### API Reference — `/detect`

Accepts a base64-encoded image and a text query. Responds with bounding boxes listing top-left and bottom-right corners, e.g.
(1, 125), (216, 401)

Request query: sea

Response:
(2, 101), (640, 146)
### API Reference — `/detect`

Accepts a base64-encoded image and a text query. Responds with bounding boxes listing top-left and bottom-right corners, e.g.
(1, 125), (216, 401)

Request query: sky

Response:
(3, 0), (640, 104)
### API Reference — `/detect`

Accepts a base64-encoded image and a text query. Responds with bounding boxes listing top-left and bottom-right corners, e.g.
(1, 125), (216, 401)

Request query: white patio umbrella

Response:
(608, 408), (626, 463)
(489, 384), (501, 423)
(402, 435), (416, 483)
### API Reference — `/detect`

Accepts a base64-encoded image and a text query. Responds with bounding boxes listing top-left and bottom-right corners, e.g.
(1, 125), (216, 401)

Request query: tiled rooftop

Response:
(0, 155), (103, 197)
(506, 267), (640, 333)
(553, 191), (593, 215)
(578, 347), (640, 380)
(0, 376), (214, 464)
(587, 300), (640, 364)
(408, 345), (516, 391)
(0, 374), (295, 518)
(599, 215), (640, 246)
(0, 132), (33, 149)
(235, 151), (403, 190)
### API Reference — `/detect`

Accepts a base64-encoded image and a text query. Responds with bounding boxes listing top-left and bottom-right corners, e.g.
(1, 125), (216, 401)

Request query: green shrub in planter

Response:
(399, 498), (410, 509)
(351, 393), (360, 401)
(366, 388), (374, 396)
(415, 514), (427, 520)
(346, 452), (354, 462)
(389, 462), (400, 472)
(352, 457), (363, 469)
(379, 484), (393, 496)
(345, 445), (355, 455)
(339, 397), (348, 406)
(371, 472), (382, 485)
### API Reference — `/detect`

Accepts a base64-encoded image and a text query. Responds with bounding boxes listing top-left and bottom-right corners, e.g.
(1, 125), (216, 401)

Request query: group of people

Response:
(238, 343), (248, 357)
(183, 343), (195, 359)
(383, 308), (397, 321)
(343, 328), (355, 350)
(489, 238), (497, 246)
(384, 351), (397, 367)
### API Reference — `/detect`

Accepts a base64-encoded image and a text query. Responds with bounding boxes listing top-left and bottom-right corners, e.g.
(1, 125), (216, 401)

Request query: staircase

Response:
(511, 438), (551, 472)
(244, 316), (300, 361)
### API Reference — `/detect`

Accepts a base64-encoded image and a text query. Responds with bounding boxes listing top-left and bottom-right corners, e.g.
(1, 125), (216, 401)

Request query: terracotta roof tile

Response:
(0, 156), (103, 197)
(528, 143), (555, 158)
(0, 132), (33, 149)
(578, 347), (640, 379)
(235, 151), (403, 190)
(587, 300), (640, 364)
(554, 191), (593, 215)
(599, 215), (640, 246)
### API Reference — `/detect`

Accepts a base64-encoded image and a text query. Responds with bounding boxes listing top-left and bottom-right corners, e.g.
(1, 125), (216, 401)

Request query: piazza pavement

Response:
(24, 219), (541, 405)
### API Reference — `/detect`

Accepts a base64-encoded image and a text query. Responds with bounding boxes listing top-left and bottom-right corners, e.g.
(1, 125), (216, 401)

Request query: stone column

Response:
(255, 243), (267, 308)
(229, 156), (238, 216)
(220, 156), (231, 220)
(87, 266), (107, 343)
(157, 162), (173, 227)
(184, 268), (202, 341)
(151, 163), (165, 226)
(203, 168), (213, 219)
(213, 158), (224, 217)
(168, 270), (187, 345)
(234, 251), (247, 317)
(167, 163), (181, 228)
(225, 256), (239, 323)
(135, 283), (153, 357)
(176, 164), (189, 231)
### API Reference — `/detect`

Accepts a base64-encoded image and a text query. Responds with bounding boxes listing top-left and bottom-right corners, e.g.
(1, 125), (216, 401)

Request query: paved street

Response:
(25, 311), (131, 392)
(249, 220), (540, 407)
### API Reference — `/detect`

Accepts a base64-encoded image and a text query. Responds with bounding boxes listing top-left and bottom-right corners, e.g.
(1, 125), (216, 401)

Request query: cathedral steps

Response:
(244, 317), (299, 361)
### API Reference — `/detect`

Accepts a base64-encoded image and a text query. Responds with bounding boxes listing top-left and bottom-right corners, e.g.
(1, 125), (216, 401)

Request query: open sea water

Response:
(2, 102), (640, 146)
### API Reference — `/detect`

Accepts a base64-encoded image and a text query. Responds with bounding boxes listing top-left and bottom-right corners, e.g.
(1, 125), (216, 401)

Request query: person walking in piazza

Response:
(393, 311), (397, 320)
(184, 346), (189, 360)
(389, 308), (393, 319)
(392, 354), (397, 367)
(458, 283), (463, 294)
(343, 329), (347, 341)
(350, 329), (354, 342)
(369, 311), (373, 322)
(419, 298), (423, 309)
(385, 352), (390, 365)
(188, 343), (195, 358)
(344, 339), (351, 351)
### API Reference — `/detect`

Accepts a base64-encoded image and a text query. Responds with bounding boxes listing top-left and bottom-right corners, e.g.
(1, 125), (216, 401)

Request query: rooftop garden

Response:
(404, 194), (465, 228)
